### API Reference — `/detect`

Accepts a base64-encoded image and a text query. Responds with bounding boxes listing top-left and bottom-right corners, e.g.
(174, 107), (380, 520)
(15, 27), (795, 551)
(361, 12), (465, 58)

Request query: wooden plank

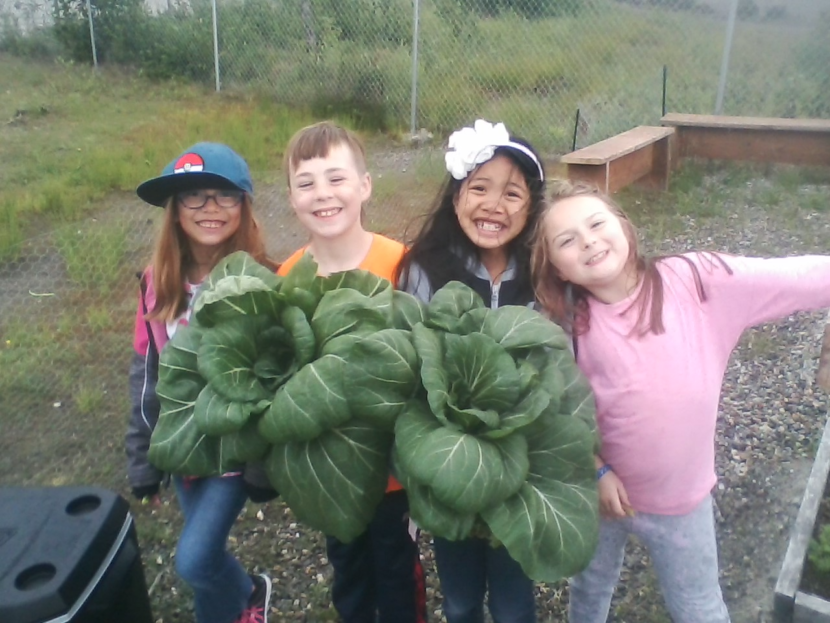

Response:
(564, 162), (611, 194)
(606, 143), (656, 193)
(774, 415), (830, 622)
(662, 113), (830, 133)
(673, 126), (830, 166)
(646, 132), (673, 190)
(561, 126), (675, 165)
(794, 591), (830, 623)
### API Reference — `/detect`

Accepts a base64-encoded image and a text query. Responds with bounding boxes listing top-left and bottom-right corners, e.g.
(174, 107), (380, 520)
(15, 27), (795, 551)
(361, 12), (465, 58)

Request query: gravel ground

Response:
(127, 158), (830, 623)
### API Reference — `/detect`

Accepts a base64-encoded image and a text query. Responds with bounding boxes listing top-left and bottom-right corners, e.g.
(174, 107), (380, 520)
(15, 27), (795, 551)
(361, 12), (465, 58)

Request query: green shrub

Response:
(132, 5), (215, 82)
(312, 0), (412, 46)
(0, 17), (61, 59)
(436, 0), (583, 19)
(809, 524), (830, 575)
(52, 0), (148, 64)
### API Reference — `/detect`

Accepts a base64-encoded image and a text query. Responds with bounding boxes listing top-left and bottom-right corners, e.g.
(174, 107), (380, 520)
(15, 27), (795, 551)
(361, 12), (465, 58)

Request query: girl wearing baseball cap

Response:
(126, 142), (277, 623)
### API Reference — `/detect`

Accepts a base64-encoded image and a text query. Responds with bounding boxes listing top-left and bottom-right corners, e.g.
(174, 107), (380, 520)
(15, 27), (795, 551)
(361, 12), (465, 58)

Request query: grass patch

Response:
(0, 54), (345, 257)
(56, 220), (130, 292)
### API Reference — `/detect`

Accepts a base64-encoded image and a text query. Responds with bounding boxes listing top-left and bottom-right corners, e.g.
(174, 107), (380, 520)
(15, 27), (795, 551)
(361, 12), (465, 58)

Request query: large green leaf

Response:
(392, 290), (427, 330)
(150, 366), (218, 476)
(264, 423), (392, 542)
(148, 405), (219, 476)
(148, 325), (216, 475)
(193, 385), (256, 435)
(323, 269), (392, 299)
(453, 307), (489, 336)
(481, 412), (598, 582)
(281, 305), (316, 366)
(392, 451), (477, 540)
(198, 315), (280, 403)
(552, 348), (598, 444)
(412, 324), (453, 428)
(395, 402), (528, 514)
(280, 253), (327, 318)
(482, 305), (570, 351)
(343, 329), (419, 430)
(425, 281), (485, 332)
(311, 287), (393, 348)
(443, 332), (520, 415)
(194, 251), (283, 326)
(259, 355), (351, 444)
(217, 417), (271, 470)
(156, 323), (202, 385)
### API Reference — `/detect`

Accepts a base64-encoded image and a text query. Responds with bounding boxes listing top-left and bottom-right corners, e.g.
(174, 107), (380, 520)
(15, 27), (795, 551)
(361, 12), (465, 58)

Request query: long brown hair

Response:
(147, 193), (277, 322)
(531, 180), (729, 337)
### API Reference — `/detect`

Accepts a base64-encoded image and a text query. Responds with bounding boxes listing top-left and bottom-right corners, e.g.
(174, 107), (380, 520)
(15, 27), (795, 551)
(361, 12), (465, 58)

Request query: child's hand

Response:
(598, 471), (634, 519)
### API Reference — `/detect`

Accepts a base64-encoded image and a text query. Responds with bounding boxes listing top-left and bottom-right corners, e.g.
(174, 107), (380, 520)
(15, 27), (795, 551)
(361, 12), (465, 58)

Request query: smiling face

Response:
(453, 154), (531, 260)
(542, 195), (637, 303)
(176, 188), (242, 261)
(287, 143), (371, 241)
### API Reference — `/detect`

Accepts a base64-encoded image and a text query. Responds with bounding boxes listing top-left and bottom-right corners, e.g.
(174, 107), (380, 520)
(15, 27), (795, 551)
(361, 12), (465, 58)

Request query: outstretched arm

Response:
(693, 254), (830, 345)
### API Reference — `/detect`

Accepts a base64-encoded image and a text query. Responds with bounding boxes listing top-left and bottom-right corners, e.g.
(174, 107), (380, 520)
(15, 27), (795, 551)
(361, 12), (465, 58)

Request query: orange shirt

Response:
(279, 234), (406, 493)
(278, 234), (405, 280)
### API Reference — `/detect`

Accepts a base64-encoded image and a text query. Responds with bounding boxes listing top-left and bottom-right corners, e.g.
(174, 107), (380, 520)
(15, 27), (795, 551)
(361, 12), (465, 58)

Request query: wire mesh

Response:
(1, 0), (829, 490)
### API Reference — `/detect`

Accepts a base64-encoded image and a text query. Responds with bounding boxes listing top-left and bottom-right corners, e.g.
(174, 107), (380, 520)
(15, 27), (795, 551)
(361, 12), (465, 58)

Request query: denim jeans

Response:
(326, 490), (426, 623)
(434, 537), (536, 623)
(568, 494), (730, 623)
(173, 475), (252, 623)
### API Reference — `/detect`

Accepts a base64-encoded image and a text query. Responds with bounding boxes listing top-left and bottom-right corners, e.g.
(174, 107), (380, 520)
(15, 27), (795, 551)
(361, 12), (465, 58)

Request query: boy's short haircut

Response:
(284, 121), (368, 183)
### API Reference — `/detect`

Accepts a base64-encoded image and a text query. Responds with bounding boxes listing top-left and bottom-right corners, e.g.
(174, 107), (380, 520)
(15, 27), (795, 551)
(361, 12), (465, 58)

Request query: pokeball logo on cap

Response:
(173, 153), (205, 174)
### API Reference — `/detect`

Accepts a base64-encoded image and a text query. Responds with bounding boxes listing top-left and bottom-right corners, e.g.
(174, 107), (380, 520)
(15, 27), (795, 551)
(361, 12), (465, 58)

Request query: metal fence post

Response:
(211, 0), (220, 92)
(409, 0), (420, 137)
(715, 0), (739, 115)
(85, 0), (98, 69)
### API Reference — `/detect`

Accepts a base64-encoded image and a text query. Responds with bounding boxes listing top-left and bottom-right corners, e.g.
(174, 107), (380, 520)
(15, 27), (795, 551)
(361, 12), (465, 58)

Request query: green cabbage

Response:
(149, 251), (418, 541)
(392, 282), (599, 581)
(148, 252), (599, 577)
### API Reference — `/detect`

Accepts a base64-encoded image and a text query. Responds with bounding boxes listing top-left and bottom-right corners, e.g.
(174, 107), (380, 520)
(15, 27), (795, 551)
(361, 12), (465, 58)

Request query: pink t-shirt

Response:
(576, 253), (830, 515)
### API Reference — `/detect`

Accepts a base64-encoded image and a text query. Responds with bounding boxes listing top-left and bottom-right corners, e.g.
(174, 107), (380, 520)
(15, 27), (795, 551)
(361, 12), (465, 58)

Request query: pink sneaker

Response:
(234, 573), (272, 623)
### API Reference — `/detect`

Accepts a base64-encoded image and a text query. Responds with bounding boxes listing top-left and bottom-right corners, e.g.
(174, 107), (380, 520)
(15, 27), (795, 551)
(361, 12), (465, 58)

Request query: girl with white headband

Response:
(396, 119), (547, 623)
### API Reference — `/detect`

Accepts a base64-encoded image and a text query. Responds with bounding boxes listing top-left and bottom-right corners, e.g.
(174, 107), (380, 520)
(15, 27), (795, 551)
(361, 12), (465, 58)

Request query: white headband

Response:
(445, 119), (544, 182)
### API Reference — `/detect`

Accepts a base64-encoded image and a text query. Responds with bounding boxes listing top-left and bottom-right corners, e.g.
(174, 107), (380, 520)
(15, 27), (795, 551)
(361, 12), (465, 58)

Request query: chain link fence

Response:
(1, 0), (829, 486)
(2, 0), (829, 149)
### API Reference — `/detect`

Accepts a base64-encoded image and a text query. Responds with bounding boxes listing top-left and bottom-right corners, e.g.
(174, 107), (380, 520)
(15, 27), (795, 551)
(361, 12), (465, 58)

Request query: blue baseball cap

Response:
(136, 142), (254, 207)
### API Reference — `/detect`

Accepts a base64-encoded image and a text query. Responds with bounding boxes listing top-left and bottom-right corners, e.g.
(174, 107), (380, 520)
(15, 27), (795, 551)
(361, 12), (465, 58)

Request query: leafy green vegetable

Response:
(148, 253), (599, 574)
(392, 282), (599, 581)
(149, 251), (418, 542)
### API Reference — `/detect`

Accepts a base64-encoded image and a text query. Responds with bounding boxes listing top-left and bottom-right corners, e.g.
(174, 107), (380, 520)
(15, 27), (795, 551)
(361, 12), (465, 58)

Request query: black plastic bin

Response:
(0, 486), (154, 623)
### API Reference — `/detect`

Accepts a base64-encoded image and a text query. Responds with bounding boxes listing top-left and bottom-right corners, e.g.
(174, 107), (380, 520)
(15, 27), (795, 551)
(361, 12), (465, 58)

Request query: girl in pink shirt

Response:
(530, 180), (830, 623)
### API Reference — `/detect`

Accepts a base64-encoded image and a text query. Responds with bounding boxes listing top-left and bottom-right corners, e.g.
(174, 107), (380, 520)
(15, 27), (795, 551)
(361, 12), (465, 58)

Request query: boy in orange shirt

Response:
(279, 121), (426, 623)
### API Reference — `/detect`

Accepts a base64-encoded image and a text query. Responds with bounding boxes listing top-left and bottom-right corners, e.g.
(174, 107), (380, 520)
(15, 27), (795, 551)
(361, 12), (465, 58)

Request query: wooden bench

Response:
(661, 113), (830, 167)
(559, 126), (675, 194)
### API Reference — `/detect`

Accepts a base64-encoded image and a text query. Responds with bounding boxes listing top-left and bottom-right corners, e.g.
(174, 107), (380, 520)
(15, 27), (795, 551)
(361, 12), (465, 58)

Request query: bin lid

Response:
(0, 486), (132, 623)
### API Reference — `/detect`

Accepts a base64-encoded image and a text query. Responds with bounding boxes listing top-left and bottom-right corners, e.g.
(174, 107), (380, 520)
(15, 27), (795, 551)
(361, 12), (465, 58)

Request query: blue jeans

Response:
(568, 494), (730, 623)
(173, 475), (252, 623)
(434, 537), (536, 623)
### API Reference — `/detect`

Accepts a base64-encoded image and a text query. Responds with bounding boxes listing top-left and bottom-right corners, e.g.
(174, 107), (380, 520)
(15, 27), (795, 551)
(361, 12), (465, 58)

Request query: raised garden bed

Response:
(775, 415), (830, 622)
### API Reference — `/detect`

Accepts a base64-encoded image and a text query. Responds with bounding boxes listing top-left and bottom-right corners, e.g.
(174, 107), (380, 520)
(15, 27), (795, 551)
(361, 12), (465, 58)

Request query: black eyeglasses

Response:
(176, 189), (244, 210)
